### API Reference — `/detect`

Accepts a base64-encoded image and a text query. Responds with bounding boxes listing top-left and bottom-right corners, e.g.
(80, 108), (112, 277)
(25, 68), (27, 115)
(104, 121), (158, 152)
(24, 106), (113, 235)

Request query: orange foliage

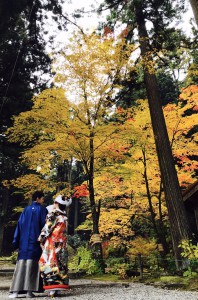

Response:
(179, 85), (198, 112)
(164, 85), (198, 187)
(118, 27), (129, 38)
(103, 26), (114, 37)
(179, 85), (198, 99)
(73, 184), (89, 198)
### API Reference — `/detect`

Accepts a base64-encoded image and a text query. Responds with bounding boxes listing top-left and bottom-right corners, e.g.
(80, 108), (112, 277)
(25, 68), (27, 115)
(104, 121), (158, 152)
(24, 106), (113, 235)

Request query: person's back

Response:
(14, 201), (47, 260)
(9, 191), (48, 299)
(38, 195), (69, 297)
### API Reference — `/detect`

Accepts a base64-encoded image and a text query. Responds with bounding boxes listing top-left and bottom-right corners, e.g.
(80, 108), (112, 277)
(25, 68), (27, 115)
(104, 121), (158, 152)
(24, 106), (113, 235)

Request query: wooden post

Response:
(138, 254), (143, 279)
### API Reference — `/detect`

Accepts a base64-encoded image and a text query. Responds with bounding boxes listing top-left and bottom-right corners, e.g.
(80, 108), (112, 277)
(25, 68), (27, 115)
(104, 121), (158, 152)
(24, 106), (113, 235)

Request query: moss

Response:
(82, 273), (198, 291)
(84, 274), (121, 282)
(159, 275), (184, 283)
(139, 274), (198, 291)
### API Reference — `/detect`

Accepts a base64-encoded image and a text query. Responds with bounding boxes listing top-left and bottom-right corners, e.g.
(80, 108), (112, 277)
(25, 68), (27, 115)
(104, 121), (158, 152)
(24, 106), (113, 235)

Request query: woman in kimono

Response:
(9, 191), (48, 298)
(38, 195), (69, 297)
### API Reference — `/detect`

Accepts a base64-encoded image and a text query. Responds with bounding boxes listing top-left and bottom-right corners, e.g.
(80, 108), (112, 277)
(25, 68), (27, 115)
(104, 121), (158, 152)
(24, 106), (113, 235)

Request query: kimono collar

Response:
(32, 201), (41, 206)
(55, 208), (67, 216)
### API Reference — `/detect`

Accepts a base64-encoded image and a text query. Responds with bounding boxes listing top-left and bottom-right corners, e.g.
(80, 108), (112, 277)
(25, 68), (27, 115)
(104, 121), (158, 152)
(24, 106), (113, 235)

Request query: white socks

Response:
(26, 291), (35, 298)
(9, 291), (35, 298)
(8, 293), (18, 299)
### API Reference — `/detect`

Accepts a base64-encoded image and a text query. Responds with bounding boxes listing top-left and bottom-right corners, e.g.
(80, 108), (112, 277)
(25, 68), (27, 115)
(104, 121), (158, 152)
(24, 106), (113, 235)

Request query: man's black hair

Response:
(32, 191), (44, 201)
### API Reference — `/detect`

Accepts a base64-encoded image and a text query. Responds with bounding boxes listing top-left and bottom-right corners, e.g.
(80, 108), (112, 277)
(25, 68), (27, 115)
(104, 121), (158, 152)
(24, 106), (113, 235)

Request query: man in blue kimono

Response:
(9, 191), (48, 298)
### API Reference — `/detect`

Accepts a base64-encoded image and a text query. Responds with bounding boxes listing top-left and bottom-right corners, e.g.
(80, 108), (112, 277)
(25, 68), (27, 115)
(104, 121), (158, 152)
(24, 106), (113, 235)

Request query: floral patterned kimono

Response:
(38, 209), (69, 292)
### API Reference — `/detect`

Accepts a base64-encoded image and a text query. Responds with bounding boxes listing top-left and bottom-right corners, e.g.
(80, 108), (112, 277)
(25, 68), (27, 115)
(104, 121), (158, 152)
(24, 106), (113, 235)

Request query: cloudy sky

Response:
(63, 0), (194, 30)
(44, 0), (195, 51)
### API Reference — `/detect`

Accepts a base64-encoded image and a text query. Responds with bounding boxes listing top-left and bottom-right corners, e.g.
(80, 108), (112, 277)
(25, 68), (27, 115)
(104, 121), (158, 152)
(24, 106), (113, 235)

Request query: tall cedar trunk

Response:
(88, 131), (104, 268)
(189, 0), (198, 25)
(134, 3), (191, 269)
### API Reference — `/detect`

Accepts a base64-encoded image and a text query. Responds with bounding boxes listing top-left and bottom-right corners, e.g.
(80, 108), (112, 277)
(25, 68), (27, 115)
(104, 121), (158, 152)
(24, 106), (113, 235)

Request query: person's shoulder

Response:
(36, 203), (48, 213)
(23, 203), (32, 211)
(21, 203), (33, 216)
(41, 205), (48, 212)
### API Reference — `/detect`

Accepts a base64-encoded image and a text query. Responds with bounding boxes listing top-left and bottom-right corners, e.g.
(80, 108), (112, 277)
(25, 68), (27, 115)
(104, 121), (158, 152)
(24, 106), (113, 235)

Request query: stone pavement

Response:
(0, 264), (14, 290)
(0, 263), (128, 291)
(1, 263), (198, 300)
(0, 265), (134, 300)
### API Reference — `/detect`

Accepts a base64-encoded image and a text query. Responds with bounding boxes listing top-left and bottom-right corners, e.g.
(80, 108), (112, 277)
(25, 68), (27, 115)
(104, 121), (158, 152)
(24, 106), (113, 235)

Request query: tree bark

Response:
(0, 188), (9, 255)
(88, 131), (104, 270)
(89, 131), (99, 235)
(74, 198), (79, 234)
(142, 148), (169, 255)
(189, 0), (198, 26)
(134, 3), (191, 269)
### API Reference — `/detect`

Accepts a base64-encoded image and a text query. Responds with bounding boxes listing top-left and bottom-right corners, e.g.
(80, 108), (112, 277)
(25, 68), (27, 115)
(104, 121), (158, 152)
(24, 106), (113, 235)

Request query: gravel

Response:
(1, 280), (198, 300)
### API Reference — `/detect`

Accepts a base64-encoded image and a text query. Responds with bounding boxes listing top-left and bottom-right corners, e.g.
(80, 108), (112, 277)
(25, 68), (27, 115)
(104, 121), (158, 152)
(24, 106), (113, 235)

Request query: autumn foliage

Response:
(73, 184), (89, 198)
(5, 29), (197, 260)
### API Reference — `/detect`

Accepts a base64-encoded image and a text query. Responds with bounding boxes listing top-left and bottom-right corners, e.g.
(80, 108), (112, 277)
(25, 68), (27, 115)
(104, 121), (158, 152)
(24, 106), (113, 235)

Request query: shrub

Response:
(67, 234), (86, 249)
(68, 245), (102, 275)
(179, 240), (198, 277)
(179, 240), (198, 259)
(10, 251), (18, 264)
(105, 257), (139, 279)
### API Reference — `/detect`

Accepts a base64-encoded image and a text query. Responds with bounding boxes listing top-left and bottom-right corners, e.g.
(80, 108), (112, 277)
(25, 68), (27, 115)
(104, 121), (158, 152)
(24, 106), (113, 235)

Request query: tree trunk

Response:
(157, 181), (170, 255)
(0, 218), (4, 255)
(88, 131), (104, 270)
(89, 132), (99, 235)
(142, 148), (169, 255)
(66, 157), (73, 234)
(0, 188), (9, 255)
(189, 0), (198, 26)
(74, 198), (79, 234)
(134, 3), (191, 269)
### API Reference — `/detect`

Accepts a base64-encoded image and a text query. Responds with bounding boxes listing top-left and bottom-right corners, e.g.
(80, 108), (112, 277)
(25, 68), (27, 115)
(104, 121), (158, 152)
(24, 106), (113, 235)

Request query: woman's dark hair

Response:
(32, 191), (44, 201)
(55, 202), (66, 212)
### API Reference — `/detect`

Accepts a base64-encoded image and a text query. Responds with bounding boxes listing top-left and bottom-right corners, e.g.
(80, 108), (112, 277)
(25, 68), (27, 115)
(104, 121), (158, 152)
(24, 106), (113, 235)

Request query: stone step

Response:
(0, 269), (14, 277)
(0, 269), (85, 278)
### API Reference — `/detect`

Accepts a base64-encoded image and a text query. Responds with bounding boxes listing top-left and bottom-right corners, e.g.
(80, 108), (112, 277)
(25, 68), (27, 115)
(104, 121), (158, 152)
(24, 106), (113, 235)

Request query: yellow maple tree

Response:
(6, 31), (137, 262)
